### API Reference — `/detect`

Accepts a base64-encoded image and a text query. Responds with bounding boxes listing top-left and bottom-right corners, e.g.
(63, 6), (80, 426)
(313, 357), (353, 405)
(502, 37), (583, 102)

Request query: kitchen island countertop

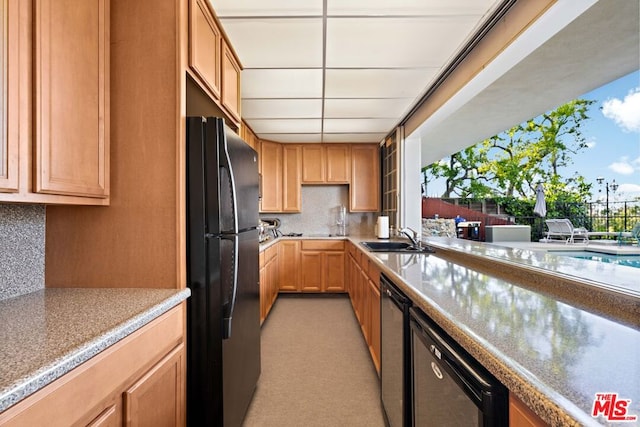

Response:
(0, 288), (190, 412)
(365, 237), (639, 427)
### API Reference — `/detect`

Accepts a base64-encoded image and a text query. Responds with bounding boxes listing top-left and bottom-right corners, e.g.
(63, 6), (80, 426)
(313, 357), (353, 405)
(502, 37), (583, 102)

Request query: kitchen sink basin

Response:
(360, 241), (434, 253)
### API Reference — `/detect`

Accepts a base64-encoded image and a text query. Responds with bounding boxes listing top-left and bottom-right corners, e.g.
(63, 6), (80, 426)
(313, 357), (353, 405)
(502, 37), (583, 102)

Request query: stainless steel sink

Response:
(360, 241), (434, 253)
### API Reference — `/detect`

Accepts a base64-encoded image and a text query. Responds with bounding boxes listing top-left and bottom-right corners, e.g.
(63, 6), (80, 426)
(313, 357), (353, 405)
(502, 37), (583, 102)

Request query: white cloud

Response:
(585, 137), (596, 149)
(616, 183), (640, 197)
(601, 88), (640, 133)
(609, 157), (635, 175)
(608, 156), (640, 175)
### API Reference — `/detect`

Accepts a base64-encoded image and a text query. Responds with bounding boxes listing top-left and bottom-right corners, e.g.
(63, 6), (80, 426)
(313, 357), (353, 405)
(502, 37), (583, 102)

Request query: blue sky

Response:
(579, 70), (640, 201)
(425, 70), (640, 201)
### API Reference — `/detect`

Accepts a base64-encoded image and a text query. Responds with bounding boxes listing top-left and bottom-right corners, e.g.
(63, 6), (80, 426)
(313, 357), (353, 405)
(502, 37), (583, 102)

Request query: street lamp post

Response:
(596, 177), (618, 231)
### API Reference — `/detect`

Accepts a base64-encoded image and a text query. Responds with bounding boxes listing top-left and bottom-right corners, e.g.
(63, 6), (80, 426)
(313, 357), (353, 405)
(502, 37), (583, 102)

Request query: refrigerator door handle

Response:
(221, 234), (239, 339)
(219, 134), (239, 233)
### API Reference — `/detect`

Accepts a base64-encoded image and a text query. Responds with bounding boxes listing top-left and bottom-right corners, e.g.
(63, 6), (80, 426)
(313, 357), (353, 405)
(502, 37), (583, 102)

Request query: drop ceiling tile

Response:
(219, 18), (323, 68)
(322, 133), (387, 143)
(249, 119), (322, 134)
(326, 17), (481, 68)
(209, 0), (322, 17)
(327, 0), (497, 16)
(323, 118), (397, 133)
(325, 68), (437, 98)
(242, 69), (323, 98)
(257, 133), (323, 143)
(243, 99), (323, 119)
(324, 98), (413, 118)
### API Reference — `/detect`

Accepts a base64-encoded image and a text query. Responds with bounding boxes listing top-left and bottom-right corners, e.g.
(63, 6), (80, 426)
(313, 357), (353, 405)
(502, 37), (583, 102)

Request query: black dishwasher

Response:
(380, 274), (412, 427)
(409, 307), (508, 426)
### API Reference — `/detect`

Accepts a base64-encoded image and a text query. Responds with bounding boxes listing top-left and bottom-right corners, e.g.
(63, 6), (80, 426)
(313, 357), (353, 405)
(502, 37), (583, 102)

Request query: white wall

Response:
(400, 130), (422, 238)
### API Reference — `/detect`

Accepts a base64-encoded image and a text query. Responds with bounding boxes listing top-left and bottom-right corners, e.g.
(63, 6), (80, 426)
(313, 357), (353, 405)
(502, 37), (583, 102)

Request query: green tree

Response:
(423, 99), (595, 201)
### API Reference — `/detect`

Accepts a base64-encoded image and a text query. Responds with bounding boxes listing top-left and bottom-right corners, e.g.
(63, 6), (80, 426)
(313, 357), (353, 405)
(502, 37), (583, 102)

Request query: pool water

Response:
(553, 251), (640, 269)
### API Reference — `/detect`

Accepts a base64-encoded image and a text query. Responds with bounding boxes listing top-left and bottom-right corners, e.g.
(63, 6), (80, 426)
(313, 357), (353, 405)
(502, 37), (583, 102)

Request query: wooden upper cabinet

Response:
(0, 0), (19, 193)
(188, 0), (221, 100)
(326, 145), (350, 183)
(259, 140), (282, 212)
(34, 0), (109, 198)
(221, 39), (241, 125)
(350, 144), (380, 212)
(301, 144), (350, 184)
(301, 145), (325, 183)
(282, 145), (301, 212)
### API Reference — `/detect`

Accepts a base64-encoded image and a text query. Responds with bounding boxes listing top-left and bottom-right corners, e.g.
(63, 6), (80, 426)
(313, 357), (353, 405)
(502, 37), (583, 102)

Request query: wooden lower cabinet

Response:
(124, 345), (184, 426)
(300, 251), (323, 292)
(509, 394), (549, 427)
(278, 240), (300, 292)
(347, 242), (381, 374)
(87, 403), (121, 426)
(299, 240), (345, 292)
(0, 304), (186, 427)
(259, 243), (279, 324)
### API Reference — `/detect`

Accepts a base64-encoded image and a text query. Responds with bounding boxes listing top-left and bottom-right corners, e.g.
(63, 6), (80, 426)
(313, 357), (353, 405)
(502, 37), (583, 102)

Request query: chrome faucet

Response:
(400, 227), (420, 248)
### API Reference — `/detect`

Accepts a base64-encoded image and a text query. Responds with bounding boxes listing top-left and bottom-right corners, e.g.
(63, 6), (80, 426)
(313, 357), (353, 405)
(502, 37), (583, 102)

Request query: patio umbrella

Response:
(533, 183), (547, 217)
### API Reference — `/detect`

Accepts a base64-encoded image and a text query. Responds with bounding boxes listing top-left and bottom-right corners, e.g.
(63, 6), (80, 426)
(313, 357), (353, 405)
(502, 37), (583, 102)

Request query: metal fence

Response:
(515, 200), (640, 242)
(435, 197), (640, 242)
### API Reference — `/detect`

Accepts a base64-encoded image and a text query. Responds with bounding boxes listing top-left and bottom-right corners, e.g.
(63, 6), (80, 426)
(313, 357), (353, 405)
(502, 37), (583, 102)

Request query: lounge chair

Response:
(585, 222), (640, 245)
(544, 219), (589, 244)
(617, 223), (640, 245)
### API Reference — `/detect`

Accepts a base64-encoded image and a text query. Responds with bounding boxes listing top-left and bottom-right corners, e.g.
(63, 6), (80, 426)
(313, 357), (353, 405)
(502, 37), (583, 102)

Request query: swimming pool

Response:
(552, 251), (640, 269)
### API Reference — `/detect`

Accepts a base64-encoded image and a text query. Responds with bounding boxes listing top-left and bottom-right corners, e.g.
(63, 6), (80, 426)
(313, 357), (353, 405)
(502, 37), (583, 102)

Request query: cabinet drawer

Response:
(265, 244), (278, 261)
(301, 240), (345, 251)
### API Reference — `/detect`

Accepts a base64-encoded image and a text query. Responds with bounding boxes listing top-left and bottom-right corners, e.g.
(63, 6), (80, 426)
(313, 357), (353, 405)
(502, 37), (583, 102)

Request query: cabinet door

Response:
(221, 39), (241, 124)
(259, 141), (282, 212)
(369, 278), (381, 374)
(87, 402), (121, 427)
(0, 0), (18, 192)
(269, 252), (279, 307)
(124, 344), (185, 427)
(350, 144), (380, 212)
(301, 144), (325, 183)
(278, 240), (300, 291)
(326, 145), (350, 183)
(300, 251), (322, 292)
(509, 394), (548, 427)
(282, 145), (301, 212)
(360, 268), (371, 343)
(188, 0), (220, 99)
(259, 263), (267, 324)
(324, 251), (345, 292)
(34, 0), (109, 198)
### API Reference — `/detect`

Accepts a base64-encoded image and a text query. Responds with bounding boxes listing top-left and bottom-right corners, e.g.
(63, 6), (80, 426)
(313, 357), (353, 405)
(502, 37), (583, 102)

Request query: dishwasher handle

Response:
(381, 274), (411, 308)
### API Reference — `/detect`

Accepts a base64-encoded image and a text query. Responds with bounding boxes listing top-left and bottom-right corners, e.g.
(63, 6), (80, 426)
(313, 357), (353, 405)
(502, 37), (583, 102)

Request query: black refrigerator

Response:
(186, 116), (261, 427)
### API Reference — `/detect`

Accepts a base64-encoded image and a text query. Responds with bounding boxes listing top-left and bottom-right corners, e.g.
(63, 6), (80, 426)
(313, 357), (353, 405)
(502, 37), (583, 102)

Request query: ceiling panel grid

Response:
(209, 0), (499, 143)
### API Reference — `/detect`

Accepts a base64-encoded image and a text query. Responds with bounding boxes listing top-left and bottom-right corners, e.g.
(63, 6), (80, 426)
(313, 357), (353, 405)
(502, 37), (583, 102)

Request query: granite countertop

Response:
(258, 234), (639, 424)
(0, 288), (191, 412)
(364, 241), (639, 427)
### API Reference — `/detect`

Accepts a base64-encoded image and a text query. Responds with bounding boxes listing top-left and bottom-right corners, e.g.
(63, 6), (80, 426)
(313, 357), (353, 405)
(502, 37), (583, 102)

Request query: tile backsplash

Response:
(261, 185), (376, 236)
(0, 204), (45, 301)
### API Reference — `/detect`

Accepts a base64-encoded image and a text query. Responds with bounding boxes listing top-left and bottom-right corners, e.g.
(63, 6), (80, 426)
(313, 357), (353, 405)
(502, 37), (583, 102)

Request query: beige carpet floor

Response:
(243, 294), (386, 427)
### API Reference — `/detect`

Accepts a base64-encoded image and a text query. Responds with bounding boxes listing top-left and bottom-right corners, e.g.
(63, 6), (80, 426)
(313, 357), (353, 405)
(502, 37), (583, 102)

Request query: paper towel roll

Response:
(376, 216), (389, 239)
